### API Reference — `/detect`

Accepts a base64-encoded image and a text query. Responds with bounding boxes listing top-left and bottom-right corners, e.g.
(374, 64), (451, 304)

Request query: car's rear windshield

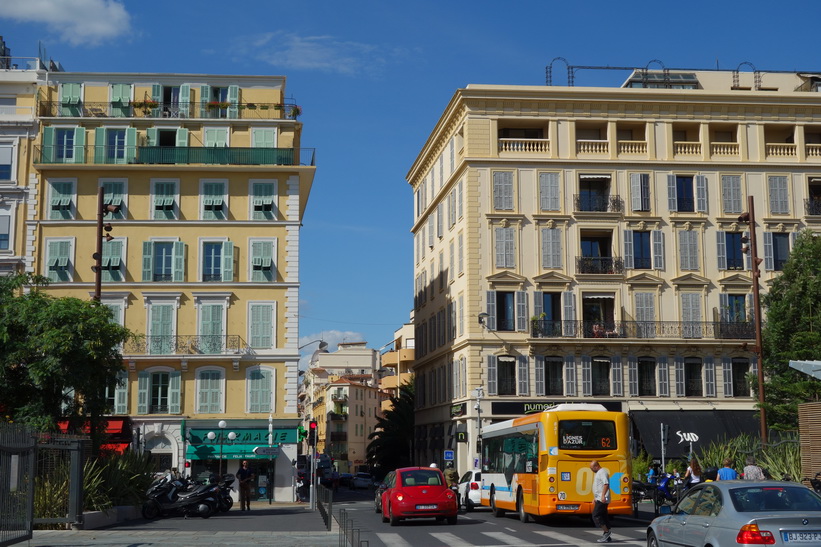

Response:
(401, 470), (442, 487)
(729, 486), (821, 512)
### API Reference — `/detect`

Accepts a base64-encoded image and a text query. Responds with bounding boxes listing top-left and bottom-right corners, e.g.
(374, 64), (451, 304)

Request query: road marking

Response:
(534, 530), (595, 545)
(429, 532), (475, 546)
(374, 532), (414, 547)
(481, 531), (528, 545)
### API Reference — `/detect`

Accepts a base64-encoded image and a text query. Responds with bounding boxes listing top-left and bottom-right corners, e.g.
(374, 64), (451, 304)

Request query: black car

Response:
(374, 471), (395, 513)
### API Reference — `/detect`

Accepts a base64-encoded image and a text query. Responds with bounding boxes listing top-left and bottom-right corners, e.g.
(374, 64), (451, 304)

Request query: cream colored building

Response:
(407, 66), (821, 472)
(379, 322), (415, 412)
(29, 69), (315, 501)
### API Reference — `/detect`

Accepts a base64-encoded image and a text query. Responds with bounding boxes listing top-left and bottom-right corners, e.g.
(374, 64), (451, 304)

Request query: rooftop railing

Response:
(38, 101), (302, 120)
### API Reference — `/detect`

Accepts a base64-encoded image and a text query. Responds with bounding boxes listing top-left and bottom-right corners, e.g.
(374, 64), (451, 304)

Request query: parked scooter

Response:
(141, 472), (219, 519)
(215, 473), (235, 512)
(654, 473), (683, 506)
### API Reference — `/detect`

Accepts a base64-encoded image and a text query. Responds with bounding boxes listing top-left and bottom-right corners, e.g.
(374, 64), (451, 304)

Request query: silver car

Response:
(647, 481), (821, 547)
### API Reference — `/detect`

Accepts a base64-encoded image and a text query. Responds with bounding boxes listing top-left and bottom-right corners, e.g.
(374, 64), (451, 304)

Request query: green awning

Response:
(186, 444), (281, 460)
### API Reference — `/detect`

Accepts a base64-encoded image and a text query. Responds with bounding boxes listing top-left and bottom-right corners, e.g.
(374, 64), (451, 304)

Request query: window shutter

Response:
(72, 127), (85, 164)
(487, 355), (498, 396)
(541, 227), (562, 269)
(682, 293), (702, 338)
(652, 230), (665, 270)
(518, 355), (529, 395)
(142, 241), (153, 281)
(137, 371), (149, 415)
(167, 370), (181, 414)
(628, 356), (638, 397)
(94, 127), (106, 164)
(722, 175), (742, 214)
(705, 356), (716, 397)
(102, 239), (123, 282)
(744, 231), (751, 271)
(457, 232), (464, 274)
(493, 171), (513, 210)
(458, 179), (463, 218)
(125, 127), (137, 163)
(747, 293), (755, 324)
(227, 85), (239, 119)
(674, 356), (685, 396)
(179, 84), (191, 117)
(222, 241), (234, 281)
(564, 355), (577, 396)
(641, 174), (651, 211)
(695, 175), (708, 212)
(172, 241), (186, 282)
(535, 355), (545, 396)
(716, 231), (727, 270)
(540, 172), (559, 211)
(562, 291), (576, 336)
(612, 355), (623, 397)
(722, 357), (733, 397)
(680, 231), (699, 271)
(658, 356), (669, 397)
(150, 84), (161, 105)
(250, 304), (272, 348)
(114, 371), (128, 415)
(533, 291), (544, 319)
(176, 128), (189, 147)
(198, 372), (210, 413)
(719, 293), (730, 322)
(199, 84), (211, 112)
(516, 290), (528, 332)
(667, 174), (678, 212)
(763, 232), (774, 271)
(42, 126), (55, 163)
(486, 291), (497, 331)
(777, 177), (789, 214)
(581, 355), (592, 397)
(630, 173), (643, 211)
(623, 230), (634, 269)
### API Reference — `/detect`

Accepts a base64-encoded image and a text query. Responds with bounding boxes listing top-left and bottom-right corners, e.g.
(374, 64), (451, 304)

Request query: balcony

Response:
(710, 142), (739, 157)
(331, 393), (348, 403)
(807, 144), (821, 158)
(574, 194), (623, 213)
(766, 143), (797, 158)
(576, 256), (624, 275)
(530, 320), (755, 340)
(804, 199), (821, 216)
(673, 141), (701, 156)
(123, 335), (248, 355)
(328, 412), (348, 421)
(329, 432), (348, 442)
(576, 140), (608, 155)
(498, 138), (550, 154)
(0, 105), (35, 122)
(617, 140), (647, 155)
(35, 145), (315, 167)
(38, 101), (301, 120)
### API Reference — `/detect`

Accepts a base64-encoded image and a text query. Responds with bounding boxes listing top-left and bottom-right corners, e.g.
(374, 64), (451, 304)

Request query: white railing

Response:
(617, 140), (647, 155)
(498, 138), (550, 153)
(807, 144), (821, 158)
(576, 139), (608, 154)
(765, 143), (796, 157)
(0, 105), (35, 118)
(673, 141), (701, 155)
(711, 142), (739, 156)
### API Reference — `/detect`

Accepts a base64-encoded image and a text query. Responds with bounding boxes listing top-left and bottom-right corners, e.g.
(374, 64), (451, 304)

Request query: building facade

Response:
(28, 70), (315, 501)
(407, 67), (821, 472)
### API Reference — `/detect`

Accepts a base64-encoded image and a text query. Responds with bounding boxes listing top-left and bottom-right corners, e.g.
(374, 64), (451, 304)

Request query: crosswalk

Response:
(374, 527), (647, 547)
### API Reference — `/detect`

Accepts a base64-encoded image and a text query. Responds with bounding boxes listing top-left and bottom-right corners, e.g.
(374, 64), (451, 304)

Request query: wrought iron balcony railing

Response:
(328, 412), (348, 421)
(38, 101), (302, 120)
(35, 145), (315, 167)
(123, 335), (249, 355)
(576, 256), (625, 274)
(329, 432), (347, 442)
(530, 320), (755, 340)
(574, 194), (623, 212)
(805, 198), (821, 216)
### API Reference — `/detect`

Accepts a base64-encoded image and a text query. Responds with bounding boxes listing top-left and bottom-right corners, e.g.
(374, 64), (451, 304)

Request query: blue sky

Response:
(2, 0), (820, 363)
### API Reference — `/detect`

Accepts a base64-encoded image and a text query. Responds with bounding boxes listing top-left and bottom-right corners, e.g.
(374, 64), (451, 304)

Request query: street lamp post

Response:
(207, 420), (237, 480)
(473, 387), (484, 469)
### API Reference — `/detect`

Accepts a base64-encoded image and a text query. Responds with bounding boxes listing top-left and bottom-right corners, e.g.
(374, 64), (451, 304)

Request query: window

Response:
(683, 358), (703, 397)
(591, 357), (610, 396)
(201, 180), (227, 220)
(495, 226), (515, 268)
(142, 241), (186, 282)
(57, 128), (80, 162)
(45, 239), (72, 282)
(668, 174), (707, 213)
(101, 238), (124, 282)
(0, 141), (14, 180)
(486, 290), (528, 332)
(199, 303), (225, 354)
(721, 175), (743, 214)
(196, 368), (224, 414)
(720, 293), (747, 322)
(497, 356), (517, 396)
(249, 303), (275, 349)
(768, 175), (789, 214)
(535, 356), (563, 396)
(638, 357), (656, 396)
(625, 230), (652, 269)
(541, 227), (562, 268)
(577, 177), (613, 212)
(634, 292), (656, 338)
(201, 241), (234, 282)
(717, 231), (745, 270)
(731, 358), (750, 396)
(678, 230), (700, 271)
(110, 83), (132, 117)
(0, 215), (10, 250)
(148, 304), (174, 354)
(493, 171), (514, 210)
(59, 83), (82, 116)
(151, 372), (170, 413)
(152, 180), (178, 220)
(457, 232), (464, 275)
(251, 128), (276, 148)
(204, 127), (228, 147)
(764, 232), (790, 271)
(250, 180), (277, 220)
(49, 180), (75, 220)
(93, 128), (136, 164)
(630, 173), (651, 212)
(106, 371), (128, 415)
(579, 232), (617, 274)
(539, 172), (560, 211)
(247, 367), (274, 413)
(250, 239), (276, 282)
(137, 369), (181, 414)
(101, 180), (126, 219)
(201, 84), (239, 119)
(681, 293), (702, 339)
(533, 291), (562, 337)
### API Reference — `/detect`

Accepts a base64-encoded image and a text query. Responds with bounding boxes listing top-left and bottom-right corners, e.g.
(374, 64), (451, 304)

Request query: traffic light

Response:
(298, 425), (307, 442)
(308, 420), (317, 447)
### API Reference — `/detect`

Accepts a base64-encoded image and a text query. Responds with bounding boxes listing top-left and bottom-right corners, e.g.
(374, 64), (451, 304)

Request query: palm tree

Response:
(367, 382), (414, 476)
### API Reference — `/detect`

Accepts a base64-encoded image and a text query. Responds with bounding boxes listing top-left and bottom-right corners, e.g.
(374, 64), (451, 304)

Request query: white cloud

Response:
(2, 0), (132, 46)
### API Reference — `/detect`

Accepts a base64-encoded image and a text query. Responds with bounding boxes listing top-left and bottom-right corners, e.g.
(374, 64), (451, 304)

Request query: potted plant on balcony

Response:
(207, 101), (230, 110)
(290, 105), (302, 118)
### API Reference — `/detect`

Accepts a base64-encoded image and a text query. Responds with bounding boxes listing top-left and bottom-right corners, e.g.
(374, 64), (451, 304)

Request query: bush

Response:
(631, 449), (652, 481)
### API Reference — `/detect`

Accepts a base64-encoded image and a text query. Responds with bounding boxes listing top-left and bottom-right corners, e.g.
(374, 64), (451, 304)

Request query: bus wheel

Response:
(490, 491), (505, 518)
(517, 490), (530, 523)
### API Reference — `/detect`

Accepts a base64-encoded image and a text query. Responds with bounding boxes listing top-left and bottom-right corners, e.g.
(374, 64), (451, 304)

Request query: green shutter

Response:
(142, 241), (153, 281)
(252, 182), (275, 220)
(137, 371), (149, 415)
(150, 304), (173, 354)
(72, 127), (85, 164)
(202, 182), (224, 220)
(251, 240), (274, 282)
(172, 241), (186, 282)
(150, 84), (162, 107)
(50, 181), (73, 220)
(200, 84), (211, 117)
(125, 128), (137, 163)
(176, 128), (188, 147)
(146, 127), (158, 147)
(41, 127), (55, 163)
(228, 85), (239, 119)
(253, 128), (275, 148)
(249, 369), (272, 413)
(250, 304), (272, 348)
(94, 127), (107, 164)
(179, 84), (191, 117)
(169, 371), (181, 414)
(103, 181), (124, 218)
(114, 370), (128, 415)
(102, 239), (123, 282)
(222, 241), (234, 282)
(200, 304), (223, 354)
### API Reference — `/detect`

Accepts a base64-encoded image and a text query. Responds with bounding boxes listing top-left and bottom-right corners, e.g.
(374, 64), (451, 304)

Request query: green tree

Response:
(0, 274), (130, 443)
(760, 230), (821, 430)
(366, 381), (415, 475)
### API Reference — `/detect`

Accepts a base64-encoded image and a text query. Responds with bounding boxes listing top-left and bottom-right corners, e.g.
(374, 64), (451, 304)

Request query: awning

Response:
(57, 418), (128, 435)
(583, 293), (615, 299)
(631, 410), (760, 459)
(100, 441), (130, 455)
(186, 444), (282, 460)
(579, 174), (611, 179)
(789, 360), (821, 380)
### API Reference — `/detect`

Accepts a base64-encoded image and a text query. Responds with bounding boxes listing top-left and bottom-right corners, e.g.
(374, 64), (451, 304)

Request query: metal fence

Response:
(337, 508), (368, 547)
(0, 424), (36, 547)
(33, 434), (88, 529)
(317, 484), (333, 531)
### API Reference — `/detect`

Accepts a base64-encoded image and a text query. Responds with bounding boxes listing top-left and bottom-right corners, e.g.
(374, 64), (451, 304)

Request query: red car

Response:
(381, 467), (458, 526)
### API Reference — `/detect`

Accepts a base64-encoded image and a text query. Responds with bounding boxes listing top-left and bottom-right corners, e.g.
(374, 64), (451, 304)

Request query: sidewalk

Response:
(25, 500), (337, 547)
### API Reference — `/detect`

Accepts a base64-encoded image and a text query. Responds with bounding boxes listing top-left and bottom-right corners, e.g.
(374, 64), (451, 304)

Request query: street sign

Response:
(253, 446), (280, 456)
(443, 449), (454, 461)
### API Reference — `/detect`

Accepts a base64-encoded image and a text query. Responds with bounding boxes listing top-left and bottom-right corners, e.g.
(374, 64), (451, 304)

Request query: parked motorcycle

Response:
(141, 472), (219, 519)
(216, 473), (235, 512)
(654, 473), (683, 506)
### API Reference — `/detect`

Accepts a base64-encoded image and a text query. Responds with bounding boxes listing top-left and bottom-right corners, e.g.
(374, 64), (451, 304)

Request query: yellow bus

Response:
(479, 403), (632, 521)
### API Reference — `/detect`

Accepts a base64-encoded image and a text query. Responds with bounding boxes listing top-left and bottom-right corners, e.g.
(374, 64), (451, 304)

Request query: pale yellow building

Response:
(407, 66), (821, 472)
(379, 322), (415, 412)
(29, 70), (315, 501)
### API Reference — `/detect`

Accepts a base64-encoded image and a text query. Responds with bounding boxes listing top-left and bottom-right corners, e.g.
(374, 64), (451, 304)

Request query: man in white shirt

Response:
(590, 460), (612, 543)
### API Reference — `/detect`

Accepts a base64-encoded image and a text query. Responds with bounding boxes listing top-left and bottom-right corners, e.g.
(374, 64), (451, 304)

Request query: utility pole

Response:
(92, 186), (120, 302)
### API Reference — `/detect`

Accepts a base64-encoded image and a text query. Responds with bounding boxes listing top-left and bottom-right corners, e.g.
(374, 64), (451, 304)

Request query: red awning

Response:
(57, 418), (126, 434)
(100, 442), (130, 454)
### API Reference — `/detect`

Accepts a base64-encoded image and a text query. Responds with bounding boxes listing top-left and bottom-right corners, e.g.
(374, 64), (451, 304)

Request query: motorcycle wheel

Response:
(141, 500), (161, 520)
(199, 502), (215, 519)
(221, 496), (233, 512)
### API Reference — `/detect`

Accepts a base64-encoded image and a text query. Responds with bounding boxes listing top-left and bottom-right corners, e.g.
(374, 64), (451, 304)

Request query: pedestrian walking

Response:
(743, 456), (766, 481)
(590, 460), (611, 543)
(683, 458), (702, 489)
(237, 460), (255, 511)
(716, 458), (738, 480)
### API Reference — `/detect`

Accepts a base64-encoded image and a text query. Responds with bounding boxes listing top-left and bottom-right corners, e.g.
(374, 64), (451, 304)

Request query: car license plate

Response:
(556, 504), (580, 510)
(783, 531), (821, 542)
(416, 504), (437, 510)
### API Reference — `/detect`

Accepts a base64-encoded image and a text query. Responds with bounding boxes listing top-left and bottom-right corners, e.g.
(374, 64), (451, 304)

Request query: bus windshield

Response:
(558, 419), (617, 450)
